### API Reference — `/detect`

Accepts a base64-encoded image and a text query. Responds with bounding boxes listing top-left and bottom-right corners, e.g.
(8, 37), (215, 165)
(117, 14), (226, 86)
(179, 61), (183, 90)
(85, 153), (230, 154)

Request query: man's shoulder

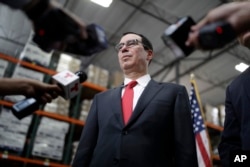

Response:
(150, 81), (186, 94)
(95, 86), (120, 96)
(157, 81), (185, 89)
(229, 67), (250, 88)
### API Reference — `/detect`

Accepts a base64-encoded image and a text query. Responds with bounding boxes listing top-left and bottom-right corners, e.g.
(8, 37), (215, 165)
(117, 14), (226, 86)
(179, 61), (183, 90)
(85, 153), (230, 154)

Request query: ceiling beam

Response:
(168, 42), (238, 82)
(199, 74), (235, 95)
(157, 42), (238, 82)
(122, 0), (173, 25)
(227, 48), (250, 64)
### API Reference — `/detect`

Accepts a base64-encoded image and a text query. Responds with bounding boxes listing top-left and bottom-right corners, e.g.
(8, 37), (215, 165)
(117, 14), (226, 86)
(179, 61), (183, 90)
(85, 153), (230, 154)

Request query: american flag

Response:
(190, 80), (212, 167)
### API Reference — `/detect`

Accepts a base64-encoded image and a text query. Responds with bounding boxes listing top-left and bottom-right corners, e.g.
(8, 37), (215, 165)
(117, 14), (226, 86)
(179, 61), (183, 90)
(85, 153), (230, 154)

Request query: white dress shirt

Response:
(122, 74), (151, 111)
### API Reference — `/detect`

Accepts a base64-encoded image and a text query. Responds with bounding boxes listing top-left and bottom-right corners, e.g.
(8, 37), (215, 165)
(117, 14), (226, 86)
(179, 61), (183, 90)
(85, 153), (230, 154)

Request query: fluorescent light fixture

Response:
(91, 0), (113, 7)
(235, 62), (249, 72)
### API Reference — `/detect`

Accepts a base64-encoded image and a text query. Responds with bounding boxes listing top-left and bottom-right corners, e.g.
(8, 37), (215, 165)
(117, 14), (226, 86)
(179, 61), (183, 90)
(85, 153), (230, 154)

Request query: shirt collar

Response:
(124, 74), (151, 88)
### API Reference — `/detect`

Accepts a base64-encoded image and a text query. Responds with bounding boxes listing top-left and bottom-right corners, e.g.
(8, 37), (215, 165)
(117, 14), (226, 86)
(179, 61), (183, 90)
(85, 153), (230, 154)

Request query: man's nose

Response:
(120, 44), (129, 52)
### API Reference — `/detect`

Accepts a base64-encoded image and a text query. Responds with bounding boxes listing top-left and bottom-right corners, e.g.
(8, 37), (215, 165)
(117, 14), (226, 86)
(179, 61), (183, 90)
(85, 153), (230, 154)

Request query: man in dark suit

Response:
(72, 32), (198, 167)
(218, 66), (250, 167)
(218, 0), (250, 165)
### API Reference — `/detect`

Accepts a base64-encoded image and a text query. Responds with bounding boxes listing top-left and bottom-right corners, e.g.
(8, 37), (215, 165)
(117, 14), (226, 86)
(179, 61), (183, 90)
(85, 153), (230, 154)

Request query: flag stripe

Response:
(196, 133), (212, 167)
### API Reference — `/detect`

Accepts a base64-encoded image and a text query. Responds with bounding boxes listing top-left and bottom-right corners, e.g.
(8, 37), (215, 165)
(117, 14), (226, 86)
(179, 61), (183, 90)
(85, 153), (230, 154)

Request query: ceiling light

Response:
(235, 62), (249, 72)
(90, 0), (113, 7)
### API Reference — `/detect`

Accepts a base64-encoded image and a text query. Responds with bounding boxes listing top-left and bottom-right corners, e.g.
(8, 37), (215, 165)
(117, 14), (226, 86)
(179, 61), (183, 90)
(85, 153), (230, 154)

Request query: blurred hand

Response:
(0, 78), (62, 104)
(186, 2), (250, 49)
(23, 79), (62, 104)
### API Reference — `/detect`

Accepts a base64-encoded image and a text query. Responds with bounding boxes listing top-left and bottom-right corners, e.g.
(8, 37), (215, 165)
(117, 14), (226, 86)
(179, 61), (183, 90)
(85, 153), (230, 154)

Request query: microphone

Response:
(198, 21), (237, 49)
(52, 70), (87, 99)
(11, 70), (87, 119)
(32, 8), (108, 56)
(162, 17), (237, 57)
(161, 16), (195, 58)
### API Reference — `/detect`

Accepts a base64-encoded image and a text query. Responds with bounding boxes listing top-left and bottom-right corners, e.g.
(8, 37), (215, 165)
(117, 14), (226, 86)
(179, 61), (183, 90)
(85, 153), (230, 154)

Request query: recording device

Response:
(162, 16), (237, 57)
(12, 71), (87, 119)
(162, 16), (195, 58)
(31, 7), (108, 55)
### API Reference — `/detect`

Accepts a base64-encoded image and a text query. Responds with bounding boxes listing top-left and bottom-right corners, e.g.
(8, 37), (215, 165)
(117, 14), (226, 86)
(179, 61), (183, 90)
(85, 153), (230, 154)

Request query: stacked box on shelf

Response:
(0, 59), (8, 77)
(204, 103), (220, 126)
(71, 141), (79, 164)
(56, 53), (81, 73)
(86, 64), (97, 84)
(204, 104), (221, 156)
(20, 43), (52, 68)
(79, 99), (93, 121)
(32, 117), (69, 161)
(218, 105), (225, 127)
(44, 53), (81, 116)
(87, 64), (109, 88)
(3, 42), (50, 103)
(43, 97), (70, 116)
(110, 71), (123, 88)
(0, 107), (32, 153)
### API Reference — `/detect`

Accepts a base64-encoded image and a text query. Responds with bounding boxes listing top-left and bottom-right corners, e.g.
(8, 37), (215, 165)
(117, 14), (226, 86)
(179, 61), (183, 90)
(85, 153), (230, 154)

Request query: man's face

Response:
(117, 34), (152, 73)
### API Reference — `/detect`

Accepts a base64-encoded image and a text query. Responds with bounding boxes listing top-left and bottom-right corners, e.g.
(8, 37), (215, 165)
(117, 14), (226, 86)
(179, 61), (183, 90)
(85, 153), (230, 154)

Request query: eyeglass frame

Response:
(114, 39), (150, 52)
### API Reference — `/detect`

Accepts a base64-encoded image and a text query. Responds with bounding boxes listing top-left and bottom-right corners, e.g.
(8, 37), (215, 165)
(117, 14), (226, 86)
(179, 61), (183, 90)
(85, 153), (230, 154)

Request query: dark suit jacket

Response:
(72, 79), (198, 167)
(218, 67), (250, 167)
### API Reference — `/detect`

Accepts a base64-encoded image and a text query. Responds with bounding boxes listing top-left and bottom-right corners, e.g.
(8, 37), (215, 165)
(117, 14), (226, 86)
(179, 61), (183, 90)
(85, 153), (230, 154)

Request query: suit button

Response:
(122, 130), (128, 135)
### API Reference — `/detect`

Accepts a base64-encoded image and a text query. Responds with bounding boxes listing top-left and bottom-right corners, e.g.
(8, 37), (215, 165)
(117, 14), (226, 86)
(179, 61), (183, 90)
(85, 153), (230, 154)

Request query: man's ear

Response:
(146, 50), (153, 61)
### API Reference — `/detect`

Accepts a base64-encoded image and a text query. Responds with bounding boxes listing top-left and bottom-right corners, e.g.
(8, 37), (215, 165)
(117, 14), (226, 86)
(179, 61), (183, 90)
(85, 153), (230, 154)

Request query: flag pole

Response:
(190, 73), (213, 167)
(190, 74), (206, 120)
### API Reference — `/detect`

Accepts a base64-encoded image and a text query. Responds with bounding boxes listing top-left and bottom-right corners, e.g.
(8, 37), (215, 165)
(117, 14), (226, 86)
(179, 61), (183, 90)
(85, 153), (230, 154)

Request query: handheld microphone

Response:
(162, 17), (237, 57)
(162, 16), (195, 58)
(198, 21), (237, 49)
(32, 8), (108, 56)
(11, 71), (87, 119)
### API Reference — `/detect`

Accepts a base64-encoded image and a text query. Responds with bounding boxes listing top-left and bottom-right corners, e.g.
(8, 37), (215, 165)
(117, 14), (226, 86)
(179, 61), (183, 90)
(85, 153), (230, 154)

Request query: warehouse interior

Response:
(1, 0), (245, 106)
(0, 0), (248, 166)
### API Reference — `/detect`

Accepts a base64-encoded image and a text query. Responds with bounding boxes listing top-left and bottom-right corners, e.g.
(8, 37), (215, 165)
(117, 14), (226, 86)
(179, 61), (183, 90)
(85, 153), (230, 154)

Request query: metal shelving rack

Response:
(0, 53), (106, 166)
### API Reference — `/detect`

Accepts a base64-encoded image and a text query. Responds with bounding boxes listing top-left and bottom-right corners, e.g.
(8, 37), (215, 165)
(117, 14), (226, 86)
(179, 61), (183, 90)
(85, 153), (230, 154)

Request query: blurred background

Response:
(0, 0), (247, 166)
(1, 0), (247, 107)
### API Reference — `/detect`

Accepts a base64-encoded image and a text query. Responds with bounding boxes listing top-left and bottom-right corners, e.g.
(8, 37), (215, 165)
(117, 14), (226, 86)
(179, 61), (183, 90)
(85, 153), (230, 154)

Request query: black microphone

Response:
(162, 16), (195, 58)
(11, 71), (87, 119)
(198, 21), (237, 49)
(32, 8), (108, 56)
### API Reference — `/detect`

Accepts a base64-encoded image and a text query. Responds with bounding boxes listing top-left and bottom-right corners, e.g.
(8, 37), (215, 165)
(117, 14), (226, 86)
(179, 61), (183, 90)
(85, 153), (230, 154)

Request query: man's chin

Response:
(123, 62), (133, 70)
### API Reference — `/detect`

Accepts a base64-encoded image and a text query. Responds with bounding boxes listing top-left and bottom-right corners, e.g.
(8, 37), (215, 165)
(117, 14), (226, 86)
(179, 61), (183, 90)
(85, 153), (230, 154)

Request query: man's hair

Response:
(122, 32), (153, 51)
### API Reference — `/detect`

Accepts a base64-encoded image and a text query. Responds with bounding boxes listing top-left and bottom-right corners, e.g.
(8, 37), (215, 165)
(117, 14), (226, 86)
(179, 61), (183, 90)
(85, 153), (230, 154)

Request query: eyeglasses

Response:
(115, 39), (146, 52)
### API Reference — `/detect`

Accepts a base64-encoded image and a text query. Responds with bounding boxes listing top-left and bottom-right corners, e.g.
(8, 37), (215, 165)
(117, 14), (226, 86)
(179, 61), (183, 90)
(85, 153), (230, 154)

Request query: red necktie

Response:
(122, 80), (137, 124)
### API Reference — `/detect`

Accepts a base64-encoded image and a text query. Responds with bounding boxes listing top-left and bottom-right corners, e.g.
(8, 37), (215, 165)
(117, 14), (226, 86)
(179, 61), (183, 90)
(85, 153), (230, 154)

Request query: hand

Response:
(23, 79), (62, 104)
(0, 78), (62, 104)
(186, 2), (250, 49)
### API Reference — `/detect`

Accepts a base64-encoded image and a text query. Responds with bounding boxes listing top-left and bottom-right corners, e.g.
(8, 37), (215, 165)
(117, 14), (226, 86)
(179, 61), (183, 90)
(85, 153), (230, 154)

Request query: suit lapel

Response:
(111, 85), (124, 127)
(126, 79), (162, 126)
